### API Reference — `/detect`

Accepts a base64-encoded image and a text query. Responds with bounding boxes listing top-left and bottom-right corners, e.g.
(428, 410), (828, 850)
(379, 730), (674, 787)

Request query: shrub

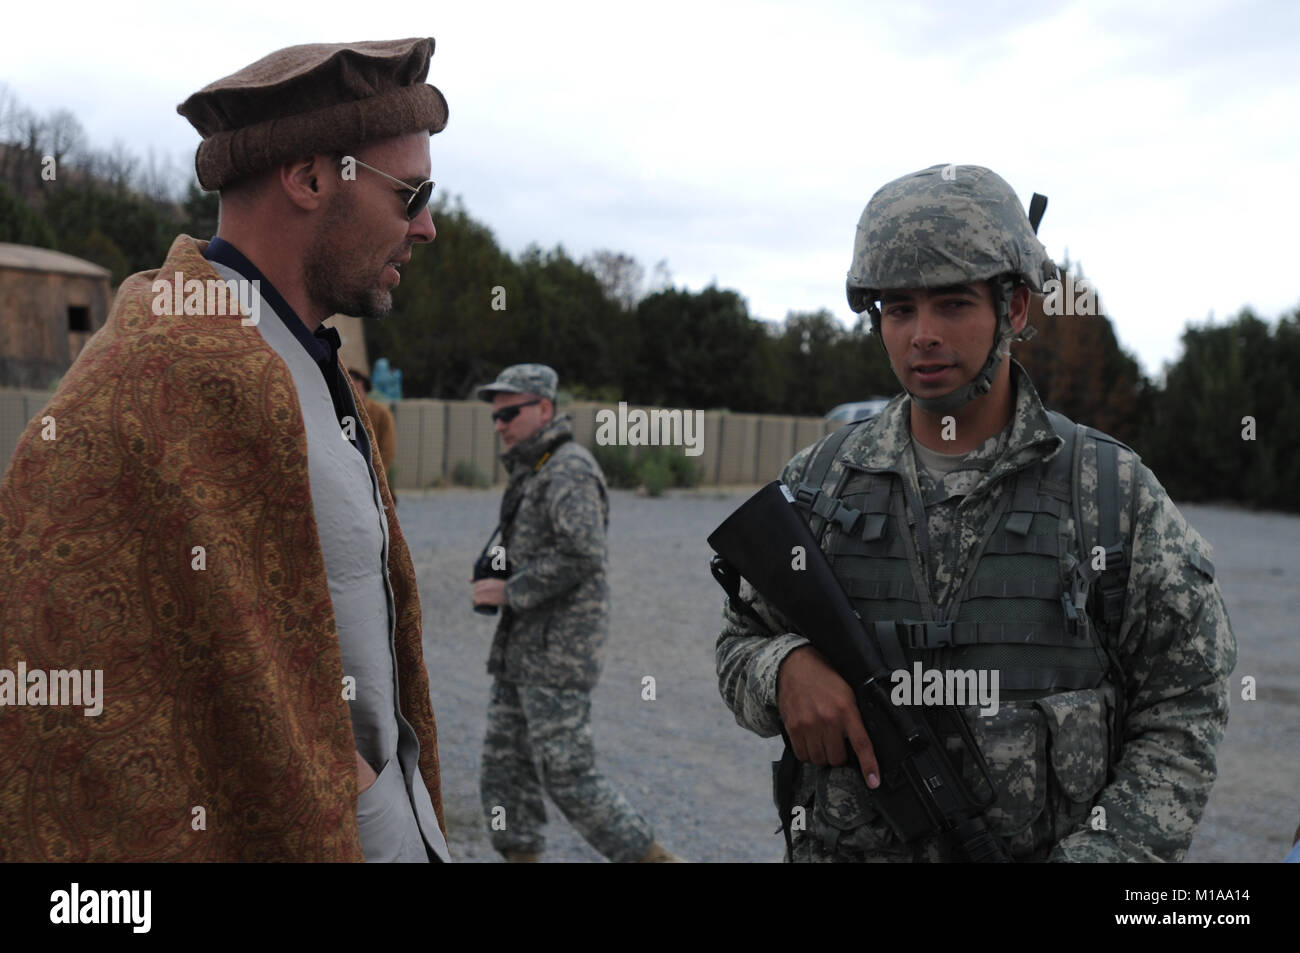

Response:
(638, 453), (672, 497)
(592, 444), (640, 489)
(450, 460), (491, 488)
(595, 444), (704, 494)
(667, 453), (702, 488)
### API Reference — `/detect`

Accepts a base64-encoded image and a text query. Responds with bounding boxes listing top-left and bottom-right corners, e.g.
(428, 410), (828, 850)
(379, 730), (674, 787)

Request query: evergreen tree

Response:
(0, 180), (57, 247)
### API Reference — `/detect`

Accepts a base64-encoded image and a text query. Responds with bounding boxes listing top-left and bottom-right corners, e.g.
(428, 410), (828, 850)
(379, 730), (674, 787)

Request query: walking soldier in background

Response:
(471, 363), (681, 862)
(714, 164), (1237, 862)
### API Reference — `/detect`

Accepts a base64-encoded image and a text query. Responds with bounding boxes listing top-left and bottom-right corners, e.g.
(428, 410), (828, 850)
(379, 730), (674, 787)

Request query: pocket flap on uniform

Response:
(811, 765), (902, 855)
(1035, 689), (1109, 802)
(814, 765), (871, 831)
(963, 702), (1047, 836)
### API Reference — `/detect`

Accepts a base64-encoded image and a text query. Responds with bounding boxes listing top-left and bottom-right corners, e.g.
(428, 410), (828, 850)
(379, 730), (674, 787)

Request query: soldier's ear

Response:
(1009, 284), (1030, 333)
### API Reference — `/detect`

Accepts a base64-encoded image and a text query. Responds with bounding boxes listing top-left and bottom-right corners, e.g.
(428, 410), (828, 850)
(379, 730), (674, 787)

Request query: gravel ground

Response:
(400, 487), (1298, 863)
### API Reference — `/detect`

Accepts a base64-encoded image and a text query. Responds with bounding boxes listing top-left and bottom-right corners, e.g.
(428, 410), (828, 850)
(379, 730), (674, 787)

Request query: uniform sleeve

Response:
(504, 461), (606, 613)
(714, 442), (819, 738)
(1049, 463), (1237, 862)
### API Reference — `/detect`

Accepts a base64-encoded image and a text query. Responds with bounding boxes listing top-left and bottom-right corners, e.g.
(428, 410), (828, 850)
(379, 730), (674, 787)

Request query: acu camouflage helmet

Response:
(846, 164), (1056, 313)
(845, 164), (1058, 414)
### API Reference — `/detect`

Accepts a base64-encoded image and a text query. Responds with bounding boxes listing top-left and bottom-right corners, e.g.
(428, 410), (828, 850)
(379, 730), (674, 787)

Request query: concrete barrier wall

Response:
(756, 416), (796, 482)
(0, 389), (834, 488)
(0, 389), (56, 477)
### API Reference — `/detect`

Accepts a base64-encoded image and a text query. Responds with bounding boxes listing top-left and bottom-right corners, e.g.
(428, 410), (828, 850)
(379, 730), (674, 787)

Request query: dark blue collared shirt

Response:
(204, 237), (368, 462)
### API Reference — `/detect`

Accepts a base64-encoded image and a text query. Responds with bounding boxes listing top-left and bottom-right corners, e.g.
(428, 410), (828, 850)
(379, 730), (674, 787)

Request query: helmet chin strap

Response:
(909, 340), (1005, 414)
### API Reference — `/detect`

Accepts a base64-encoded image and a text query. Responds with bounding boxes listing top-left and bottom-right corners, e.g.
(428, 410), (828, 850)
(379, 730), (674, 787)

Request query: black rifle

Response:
(708, 481), (1010, 862)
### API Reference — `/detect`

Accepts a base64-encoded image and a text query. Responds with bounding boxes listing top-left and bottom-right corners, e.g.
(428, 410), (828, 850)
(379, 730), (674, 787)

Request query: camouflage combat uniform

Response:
(715, 363), (1237, 861)
(480, 414), (654, 861)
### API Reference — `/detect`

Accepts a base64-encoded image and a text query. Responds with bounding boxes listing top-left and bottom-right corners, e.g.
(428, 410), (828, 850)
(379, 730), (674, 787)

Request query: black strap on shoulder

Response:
(1092, 429), (1129, 768)
(476, 524), (502, 564)
(1042, 411), (1075, 493)
(1093, 435), (1128, 627)
(500, 436), (570, 528)
(1056, 415), (1132, 768)
(793, 421), (864, 539)
(809, 422), (858, 488)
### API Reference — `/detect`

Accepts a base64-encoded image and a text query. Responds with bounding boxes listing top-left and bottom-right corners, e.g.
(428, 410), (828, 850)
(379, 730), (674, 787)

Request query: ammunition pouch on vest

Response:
(779, 410), (1135, 861)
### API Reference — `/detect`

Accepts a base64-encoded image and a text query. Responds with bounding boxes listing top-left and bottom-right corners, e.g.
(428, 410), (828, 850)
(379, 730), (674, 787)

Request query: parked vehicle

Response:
(824, 397), (891, 425)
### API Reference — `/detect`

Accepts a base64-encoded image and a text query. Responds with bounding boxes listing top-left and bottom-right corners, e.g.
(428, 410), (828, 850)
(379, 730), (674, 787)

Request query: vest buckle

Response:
(1099, 543), (1128, 625)
(902, 620), (952, 649)
(793, 484), (820, 512)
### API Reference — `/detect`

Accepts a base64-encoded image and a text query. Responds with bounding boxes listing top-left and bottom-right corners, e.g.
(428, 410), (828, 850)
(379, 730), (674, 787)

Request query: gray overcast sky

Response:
(4, 0), (1298, 379)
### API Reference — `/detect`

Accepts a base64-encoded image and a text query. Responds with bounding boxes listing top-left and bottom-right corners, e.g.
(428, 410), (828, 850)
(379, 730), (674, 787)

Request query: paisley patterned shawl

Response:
(0, 235), (444, 861)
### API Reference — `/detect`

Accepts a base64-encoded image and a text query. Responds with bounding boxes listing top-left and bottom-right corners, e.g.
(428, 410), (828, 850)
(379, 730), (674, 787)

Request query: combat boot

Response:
(637, 842), (686, 863)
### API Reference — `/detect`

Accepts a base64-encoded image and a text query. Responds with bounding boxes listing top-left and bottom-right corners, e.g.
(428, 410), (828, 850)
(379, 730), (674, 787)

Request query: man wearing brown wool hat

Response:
(0, 39), (450, 862)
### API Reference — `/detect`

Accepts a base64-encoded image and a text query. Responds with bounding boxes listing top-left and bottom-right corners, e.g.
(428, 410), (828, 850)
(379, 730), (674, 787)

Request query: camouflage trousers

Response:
(789, 831), (947, 863)
(480, 678), (654, 862)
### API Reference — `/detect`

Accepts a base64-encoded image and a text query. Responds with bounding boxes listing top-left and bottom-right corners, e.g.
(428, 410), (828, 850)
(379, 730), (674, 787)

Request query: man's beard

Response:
(303, 195), (395, 319)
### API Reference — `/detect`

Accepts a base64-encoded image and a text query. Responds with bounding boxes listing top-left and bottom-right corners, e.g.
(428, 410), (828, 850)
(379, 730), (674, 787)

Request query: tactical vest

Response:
(782, 410), (1135, 860)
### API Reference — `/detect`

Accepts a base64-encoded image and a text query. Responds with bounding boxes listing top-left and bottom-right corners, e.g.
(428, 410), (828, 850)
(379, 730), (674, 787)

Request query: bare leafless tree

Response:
(648, 257), (673, 294)
(18, 108), (46, 155)
(1, 106), (48, 196)
(45, 108), (86, 170)
(137, 146), (181, 203)
(0, 83), (22, 184)
(100, 139), (139, 191)
(584, 249), (645, 310)
(0, 82), (20, 142)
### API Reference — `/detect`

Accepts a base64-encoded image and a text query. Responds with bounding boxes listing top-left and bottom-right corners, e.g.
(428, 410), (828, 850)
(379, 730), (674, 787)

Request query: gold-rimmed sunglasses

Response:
(342, 155), (435, 220)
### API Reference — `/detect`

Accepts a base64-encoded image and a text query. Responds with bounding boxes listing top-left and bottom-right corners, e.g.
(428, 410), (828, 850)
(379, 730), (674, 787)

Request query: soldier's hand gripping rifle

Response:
(708, 482), (1010, 862)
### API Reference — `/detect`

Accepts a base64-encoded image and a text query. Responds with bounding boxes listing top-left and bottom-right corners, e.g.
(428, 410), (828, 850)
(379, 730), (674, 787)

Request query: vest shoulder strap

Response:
(1049, 411), (1133, 766)
(1003, 416), (1075, 537)
(793, 420), (868, 539)
(1042, 411), (1077, 495)
(1047, 412), (1133, 631)
(809, 421), (859, 488)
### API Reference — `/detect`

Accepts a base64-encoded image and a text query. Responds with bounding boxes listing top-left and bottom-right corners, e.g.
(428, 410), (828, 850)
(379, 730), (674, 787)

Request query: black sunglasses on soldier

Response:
(492, 399), (542, 424)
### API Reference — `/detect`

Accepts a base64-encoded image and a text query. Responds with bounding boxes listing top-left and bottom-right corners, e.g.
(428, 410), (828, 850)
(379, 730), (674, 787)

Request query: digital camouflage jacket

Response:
(716, 362), (1236, 862)
(488, 415), (611, 691)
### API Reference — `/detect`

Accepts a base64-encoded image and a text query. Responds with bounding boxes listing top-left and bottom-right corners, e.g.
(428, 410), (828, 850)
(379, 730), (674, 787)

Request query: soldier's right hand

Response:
(776, 645), (880, 789)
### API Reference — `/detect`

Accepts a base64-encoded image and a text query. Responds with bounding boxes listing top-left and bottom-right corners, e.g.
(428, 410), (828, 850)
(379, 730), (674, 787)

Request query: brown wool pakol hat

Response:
(178, 37), (449, 191)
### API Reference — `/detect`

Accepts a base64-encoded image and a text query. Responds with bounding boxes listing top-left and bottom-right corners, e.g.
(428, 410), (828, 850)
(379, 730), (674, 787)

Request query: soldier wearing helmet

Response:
(715, 164), (1236, 862)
